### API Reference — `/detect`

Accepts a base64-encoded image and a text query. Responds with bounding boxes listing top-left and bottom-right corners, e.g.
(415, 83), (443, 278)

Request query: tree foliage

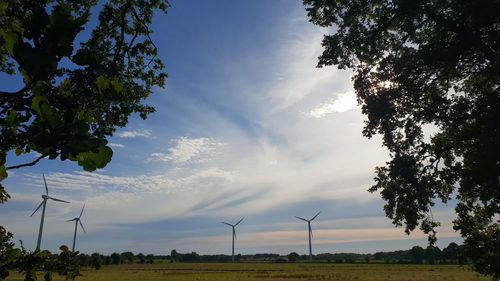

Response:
(0, 0), (168, 201)
(303, 0), (499, 278)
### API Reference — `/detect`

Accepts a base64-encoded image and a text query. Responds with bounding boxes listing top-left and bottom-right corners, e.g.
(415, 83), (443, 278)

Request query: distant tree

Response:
(442, 242), (459, 263)
(104, 255), (111, 266)
(409, 246), (424, 264)
(170, 249), (180, 262)
(182, 252), (199, 262)
(136, 253), (145, 264)
(78, 254), (90, 267)
(110, 253), (121, 265)
(425, 246), (441, 265)
(90, 253), (102, 270)
(120, 252), (134, 264)
(145, 254), (154, 264)
(304, 1), (499, 279)
(287, 252), (299, 263)
(0, 0), (168, 203)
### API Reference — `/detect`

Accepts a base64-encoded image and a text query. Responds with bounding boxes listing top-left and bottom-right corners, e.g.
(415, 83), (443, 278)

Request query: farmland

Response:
(9, 263), (490, 281)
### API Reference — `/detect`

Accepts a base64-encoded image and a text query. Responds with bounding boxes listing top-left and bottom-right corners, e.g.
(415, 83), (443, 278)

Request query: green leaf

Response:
(111, 80), (124, 93)
(31, 95), (61, 127)
(95, 76), (109, 92)
(0, 31), (19, 55)
(0, 181), (10, 203)
(0, 165), (7, 180)
(0, 1), (8, 16)
(75, 145), (113, 172)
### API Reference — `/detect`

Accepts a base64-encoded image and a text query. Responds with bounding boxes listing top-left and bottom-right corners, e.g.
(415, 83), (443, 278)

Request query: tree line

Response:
(74, 242), (466, 268)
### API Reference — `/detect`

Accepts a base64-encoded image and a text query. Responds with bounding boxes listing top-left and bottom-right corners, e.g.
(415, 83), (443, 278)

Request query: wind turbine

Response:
(30, 174), (70, 251)
(67, 204), (86, 252)
(222, 217), (244, 262)
(295, 211), (320, 261)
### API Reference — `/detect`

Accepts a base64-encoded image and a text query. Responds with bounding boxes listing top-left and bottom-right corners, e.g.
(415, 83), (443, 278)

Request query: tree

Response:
(304, 0), (499, 279)
(89, 253), (102, 270)
(120, 251), (134, 263)
(110, 253), (121, 265)
(170, 249), (180, 262)
(287, 252), (299, 263)
(409, 246), (424, 264)
(0, 0), (168, 202)
(442, 242), (459, 263)
(424, 245), (442, 265)
(136, 253), (145, 264)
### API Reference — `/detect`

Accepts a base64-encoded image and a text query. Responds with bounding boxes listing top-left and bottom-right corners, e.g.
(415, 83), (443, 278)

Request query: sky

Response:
(0, 0), (462, 255)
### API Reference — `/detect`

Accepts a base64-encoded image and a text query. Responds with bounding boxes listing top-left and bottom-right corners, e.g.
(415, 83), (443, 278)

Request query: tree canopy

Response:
(303, 0), (499, 278)
(0, 0), (168, 202)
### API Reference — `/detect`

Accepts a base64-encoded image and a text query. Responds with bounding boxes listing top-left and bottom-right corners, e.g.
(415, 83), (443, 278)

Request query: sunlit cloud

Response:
(306, 91), (358, 118)
(109, 143), (125, 148)
(116, 129), (152, 138)
(149, 137), (223, 163)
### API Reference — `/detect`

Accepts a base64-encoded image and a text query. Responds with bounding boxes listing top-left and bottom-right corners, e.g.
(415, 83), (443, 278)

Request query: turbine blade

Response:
(79, 204), (85, 218)
(233, 228), (237, 240)
(235, 217), (244, 226)
(222, 222), (233, 227)
(310, 211), (321, 221)
(30, 201), (44, 217)
(66, 219), (76, 222)
(309, 224), (313, 238)
(295, 216), (307, 222)
(79, 220), (86, 233)
(43, 174), (49, 195)
(48, 196), (70, 203)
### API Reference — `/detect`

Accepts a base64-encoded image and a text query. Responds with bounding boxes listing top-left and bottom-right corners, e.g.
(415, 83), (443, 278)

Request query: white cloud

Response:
(116, 129), (152, 138)
(149, 137), (222, 163)
(108, 143), (125, 148)
(306, 91), (359, 118)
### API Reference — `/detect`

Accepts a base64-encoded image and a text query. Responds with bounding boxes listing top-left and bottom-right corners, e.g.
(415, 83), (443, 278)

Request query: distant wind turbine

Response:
(222, 217), (244, 262)
(67, 204), (86, 252)
(295, 211), (320, 261)
(31, 174), (70, 251)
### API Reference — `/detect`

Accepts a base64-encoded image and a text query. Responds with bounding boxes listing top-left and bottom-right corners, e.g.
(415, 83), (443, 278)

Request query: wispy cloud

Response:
(109, 143), (125, 148)
(306, 91), (359, 118)
(116, 129), (152, 138)
(149, 137), (223, 163)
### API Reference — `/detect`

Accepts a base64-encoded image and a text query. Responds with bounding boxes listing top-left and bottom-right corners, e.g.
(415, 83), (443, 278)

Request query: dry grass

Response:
(8, 263), (490, 281)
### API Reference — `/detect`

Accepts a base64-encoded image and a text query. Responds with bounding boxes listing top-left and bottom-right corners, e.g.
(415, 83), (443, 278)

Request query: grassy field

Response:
(9, 263), (490, 281)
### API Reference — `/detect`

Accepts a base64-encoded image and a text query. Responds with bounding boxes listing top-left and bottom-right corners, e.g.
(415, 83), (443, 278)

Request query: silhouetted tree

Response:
(304, 1), (499, 278)
(442, 242), (459, 263)
(287, 252), (299, 263)
(110, 253), (121, 265)
(170, 249), (180, 262)
(409, 246), (424, 264)
(90, 253), (102, 270)
(120, 252), (134, 263)
(136, 253), (145, 264)
(425, 246), (442, 264)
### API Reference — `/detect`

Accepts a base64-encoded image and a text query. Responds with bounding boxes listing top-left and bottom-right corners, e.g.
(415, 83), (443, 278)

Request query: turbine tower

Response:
(31, 174), (70, 251)
(222, 217), (244, 262)
(295, 211), (320, 261)
(67, 204), (86, 252)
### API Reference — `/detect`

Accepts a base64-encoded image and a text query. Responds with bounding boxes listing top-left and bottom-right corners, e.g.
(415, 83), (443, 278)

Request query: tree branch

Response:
(6, 154), (47, 170)
(130, 7), (158, 67)
(0, 86), (27, 97)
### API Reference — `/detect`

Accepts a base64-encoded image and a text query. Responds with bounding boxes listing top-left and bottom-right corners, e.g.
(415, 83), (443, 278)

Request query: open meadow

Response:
(9, 263), (490, 281)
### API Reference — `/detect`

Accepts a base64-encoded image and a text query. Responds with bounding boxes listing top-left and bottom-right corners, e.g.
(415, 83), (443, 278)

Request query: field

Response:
(9, 263), (490, 281)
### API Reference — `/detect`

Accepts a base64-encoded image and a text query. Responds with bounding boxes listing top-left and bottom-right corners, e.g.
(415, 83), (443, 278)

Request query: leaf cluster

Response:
(0, 0), (168, 199)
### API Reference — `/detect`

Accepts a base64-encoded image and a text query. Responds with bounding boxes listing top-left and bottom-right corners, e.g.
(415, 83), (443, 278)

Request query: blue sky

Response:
(0, 0), (461, 255)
